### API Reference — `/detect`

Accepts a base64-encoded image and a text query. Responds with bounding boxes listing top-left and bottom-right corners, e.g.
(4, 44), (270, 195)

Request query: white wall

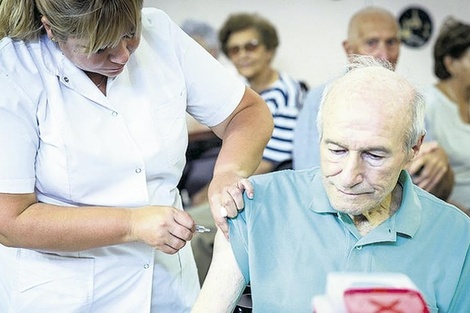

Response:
(144, 0), (469, 89)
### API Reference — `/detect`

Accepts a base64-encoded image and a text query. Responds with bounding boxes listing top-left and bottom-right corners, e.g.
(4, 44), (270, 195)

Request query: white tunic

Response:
(0, 8), (245, 312)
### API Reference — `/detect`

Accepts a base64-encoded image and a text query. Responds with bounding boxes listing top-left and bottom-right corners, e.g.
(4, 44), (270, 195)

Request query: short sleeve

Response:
(0, 71), (39, 193)
(142, 8), (246, 128)
(228, 195), (252, 285)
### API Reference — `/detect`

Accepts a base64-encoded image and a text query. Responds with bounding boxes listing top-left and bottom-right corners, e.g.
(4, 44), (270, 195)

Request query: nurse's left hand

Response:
(207, 172), (254, 239)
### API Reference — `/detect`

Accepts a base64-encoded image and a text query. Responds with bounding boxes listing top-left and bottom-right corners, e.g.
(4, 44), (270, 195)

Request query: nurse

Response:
(0, 0), (273, 312)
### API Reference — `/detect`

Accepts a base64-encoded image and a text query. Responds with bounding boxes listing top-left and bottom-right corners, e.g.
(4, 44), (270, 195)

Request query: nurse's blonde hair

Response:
(0, 0), (142, 54)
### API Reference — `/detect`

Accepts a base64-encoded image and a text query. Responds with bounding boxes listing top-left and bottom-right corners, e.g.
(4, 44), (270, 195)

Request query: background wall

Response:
(144, 0), (469, 89)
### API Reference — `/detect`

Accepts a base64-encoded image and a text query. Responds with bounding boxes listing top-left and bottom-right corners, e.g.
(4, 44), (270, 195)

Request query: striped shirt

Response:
(259, 72), (304, 164)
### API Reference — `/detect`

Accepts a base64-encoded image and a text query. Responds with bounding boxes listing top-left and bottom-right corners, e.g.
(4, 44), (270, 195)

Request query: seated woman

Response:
(423, 17), (470, 214)
(219, 12), (305, 173)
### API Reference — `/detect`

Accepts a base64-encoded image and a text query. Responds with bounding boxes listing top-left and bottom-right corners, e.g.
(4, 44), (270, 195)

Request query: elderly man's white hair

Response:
(316, 55), (426, 151)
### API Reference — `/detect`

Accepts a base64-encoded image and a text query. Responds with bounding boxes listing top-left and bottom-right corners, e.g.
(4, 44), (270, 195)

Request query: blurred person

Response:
(192, 56), (470, 313)
(423, 17), (470, 214)
(0, 0), (273, 311)
(181, 19), (220, 58)
(293, 6), (454, 201)
(219, 12), (304, 174)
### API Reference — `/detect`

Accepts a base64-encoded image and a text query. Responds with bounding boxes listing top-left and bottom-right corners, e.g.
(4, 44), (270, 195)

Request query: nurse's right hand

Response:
(129, 206), (195, 254)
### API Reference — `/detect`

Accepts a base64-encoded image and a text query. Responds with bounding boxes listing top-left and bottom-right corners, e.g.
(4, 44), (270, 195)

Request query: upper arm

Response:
(211, 87), (272, 140)
(192, 230), (246, 312)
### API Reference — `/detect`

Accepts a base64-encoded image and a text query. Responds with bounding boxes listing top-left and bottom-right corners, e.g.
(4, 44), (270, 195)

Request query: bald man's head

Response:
(318, 56), (426, 152)
(343, 7), (400, 69)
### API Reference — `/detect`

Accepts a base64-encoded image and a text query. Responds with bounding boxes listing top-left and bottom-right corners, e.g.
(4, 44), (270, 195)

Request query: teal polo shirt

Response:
(229, 168), (470, 313)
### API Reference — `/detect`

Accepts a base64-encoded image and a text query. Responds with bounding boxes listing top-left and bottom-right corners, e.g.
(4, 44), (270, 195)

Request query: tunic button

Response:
(112, 111), (118, 117)
(64, 77), (69, 83)
(143, 263), (149, 269)
(135, 168), (142, 173)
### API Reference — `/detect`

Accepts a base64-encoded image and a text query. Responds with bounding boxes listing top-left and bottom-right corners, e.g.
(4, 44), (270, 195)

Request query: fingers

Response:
(223, 178), (253, 216)
(418, 141), (439, 155)
(154, 224), (192, 255)
(411, 160), (447, 192)
(170, 210), (195, 242)
(174, 209), (196, 232)
(208, 176), (254, 239)
(418, 168), (446, 192)
(132, 206), (196, 254)
(238, 178), (254, 199)
(160, 240), (186, 255)
(149, 230), (188, 255)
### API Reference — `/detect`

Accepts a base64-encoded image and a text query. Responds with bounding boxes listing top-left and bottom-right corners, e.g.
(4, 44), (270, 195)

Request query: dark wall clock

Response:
(398, 6), (433, 48)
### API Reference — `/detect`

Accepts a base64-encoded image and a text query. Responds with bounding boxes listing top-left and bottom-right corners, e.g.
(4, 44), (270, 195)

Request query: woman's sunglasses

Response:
(226, 39), (261, 57)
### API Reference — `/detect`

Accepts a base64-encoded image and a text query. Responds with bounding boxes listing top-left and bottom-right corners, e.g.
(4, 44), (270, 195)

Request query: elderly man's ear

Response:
(411, 135), (425, 159)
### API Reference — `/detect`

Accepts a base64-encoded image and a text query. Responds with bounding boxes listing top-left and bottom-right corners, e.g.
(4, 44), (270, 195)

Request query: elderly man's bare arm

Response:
(192, 231), (246, 312)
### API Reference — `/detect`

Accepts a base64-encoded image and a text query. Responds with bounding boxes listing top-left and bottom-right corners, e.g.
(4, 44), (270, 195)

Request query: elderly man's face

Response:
(344, 13), (400, 69)
(320, 79), (415, 215)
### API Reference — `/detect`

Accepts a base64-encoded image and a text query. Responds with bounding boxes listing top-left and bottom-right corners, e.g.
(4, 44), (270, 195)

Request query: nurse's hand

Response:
(207, 173), (254, 239)
(130, 206), (195, 254)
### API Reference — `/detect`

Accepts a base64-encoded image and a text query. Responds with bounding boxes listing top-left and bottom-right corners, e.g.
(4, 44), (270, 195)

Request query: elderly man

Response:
(192, 57), (470, 312)
(293, 6), (454, 200)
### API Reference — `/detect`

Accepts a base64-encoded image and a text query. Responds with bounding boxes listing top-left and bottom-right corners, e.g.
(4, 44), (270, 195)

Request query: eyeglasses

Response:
(226, 39), (261, 57)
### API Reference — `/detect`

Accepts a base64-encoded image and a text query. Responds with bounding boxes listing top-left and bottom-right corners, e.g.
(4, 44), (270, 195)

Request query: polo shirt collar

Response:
(308, 169), (421, 239)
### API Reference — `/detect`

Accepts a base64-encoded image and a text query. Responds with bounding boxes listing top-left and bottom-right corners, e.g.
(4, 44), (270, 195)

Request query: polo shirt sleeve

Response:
(228, 194), (252, 285)
(0, 67), (39, 193)
(446, 241), (470, 311)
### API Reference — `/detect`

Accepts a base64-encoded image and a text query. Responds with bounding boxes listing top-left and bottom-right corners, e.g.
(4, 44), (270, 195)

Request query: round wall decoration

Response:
(398, 6), (433, 48)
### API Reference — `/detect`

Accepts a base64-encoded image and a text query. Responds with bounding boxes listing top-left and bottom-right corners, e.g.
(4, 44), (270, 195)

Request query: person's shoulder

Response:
(420, 84), (438, 97)
(277, 72), (300, 84)
(415, 186), (470, 227)
(141, 7), (173, 29)
(0, 36), (13, 52)
(0, 37), (29, 59)
(265, 72), (298, 92)
(301, 82), (327, 110)
(421, 85), (443, 108)
(0, 37), (41, 83)
(242, 168), (320, 216)
(249, 168), (319, 194)
(142, 7), (168, 19)
(0, 37), (15, 67)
